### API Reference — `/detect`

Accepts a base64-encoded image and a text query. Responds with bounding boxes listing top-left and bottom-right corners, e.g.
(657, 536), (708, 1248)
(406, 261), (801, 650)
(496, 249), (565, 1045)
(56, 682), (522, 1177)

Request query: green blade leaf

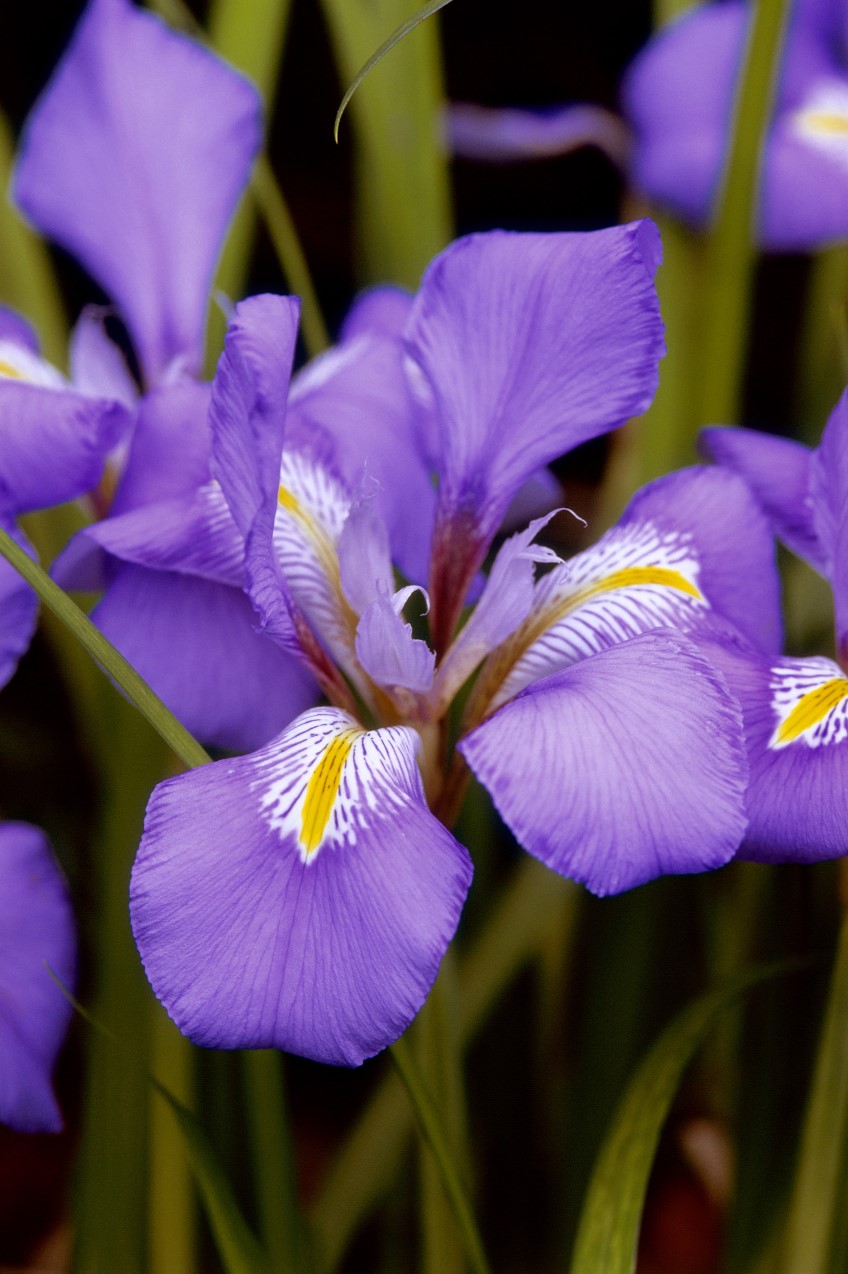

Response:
(152, 1079), (271, 1274)
(333, 0), (455, 141)
(569, 963), (799, 1274)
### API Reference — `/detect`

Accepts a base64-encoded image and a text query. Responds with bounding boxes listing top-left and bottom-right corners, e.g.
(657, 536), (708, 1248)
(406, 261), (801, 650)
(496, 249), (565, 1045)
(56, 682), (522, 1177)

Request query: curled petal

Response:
(356, 590), (435, 696)
(131, 708), (472, 1064)
(0, 823), (76, 1132)
(461, 632), (747, 895)
(14, 0), (261, 383)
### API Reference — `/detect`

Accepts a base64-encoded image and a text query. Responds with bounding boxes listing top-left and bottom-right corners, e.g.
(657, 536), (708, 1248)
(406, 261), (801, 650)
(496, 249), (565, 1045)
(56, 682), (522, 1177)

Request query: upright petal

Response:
(406, 224), (663, 642)
(14, 0), (261, 384)
(461, 633), (747, 895)
(131, 708), (472, 1064)
(0, 823), (75, 1132)
(111, 382), (212, 516)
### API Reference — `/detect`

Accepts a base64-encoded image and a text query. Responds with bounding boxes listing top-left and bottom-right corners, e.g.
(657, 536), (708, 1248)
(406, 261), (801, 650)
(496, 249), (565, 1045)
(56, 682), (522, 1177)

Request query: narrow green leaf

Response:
(334, 0), (455, 141)
(569, 964), (797, 1274)
(153, 1080), (270, 1274)
(780, 915), (848, 1274)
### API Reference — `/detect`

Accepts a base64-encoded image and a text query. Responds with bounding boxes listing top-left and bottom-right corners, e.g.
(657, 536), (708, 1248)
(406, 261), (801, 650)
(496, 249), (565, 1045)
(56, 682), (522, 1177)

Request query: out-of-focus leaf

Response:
(569, 964), (795, 1274)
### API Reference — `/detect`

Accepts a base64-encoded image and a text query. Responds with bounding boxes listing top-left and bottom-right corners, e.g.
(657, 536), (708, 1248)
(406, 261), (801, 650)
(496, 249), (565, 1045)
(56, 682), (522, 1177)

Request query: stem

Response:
(0, 526), (210, 770)
(389, 1035), (491, 1274)
(243, 1051), (309, 1274)
(150, 1006), (197, 1274)
(698, 0), (792, 427)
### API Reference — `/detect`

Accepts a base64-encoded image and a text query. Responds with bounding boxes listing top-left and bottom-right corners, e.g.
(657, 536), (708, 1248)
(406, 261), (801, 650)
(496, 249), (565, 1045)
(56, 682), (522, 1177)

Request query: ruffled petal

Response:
(461, 632), (747, 895)
(14, 0), (261, 384)
(700, 425), (820, 570)
(704, 639), (848, 863)
(131, 708), (472, 1064)
(0, 823), (75, 1132)
(407, 224), (663, 641)
(93, 564), (317, 752)
(0, 382), (127, 514)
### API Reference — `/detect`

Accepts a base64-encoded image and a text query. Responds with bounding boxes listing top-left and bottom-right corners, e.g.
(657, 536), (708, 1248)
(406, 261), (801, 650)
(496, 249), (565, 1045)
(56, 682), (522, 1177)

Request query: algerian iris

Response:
(123, 223), (767, 1066)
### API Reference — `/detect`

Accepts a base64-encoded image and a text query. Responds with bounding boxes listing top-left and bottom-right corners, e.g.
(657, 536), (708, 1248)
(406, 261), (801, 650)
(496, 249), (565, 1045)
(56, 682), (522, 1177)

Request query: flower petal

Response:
(69, 307), (138, 406)
(461, 632), (747, 895)
(355, 590), (435, 696)
(0, 382), (127, 514)
(93, 564), (317, 752)
(447, 102), (629, 165)
(111, 382), (211, 516)
(14, 0), (261, 384)
(700, 425), (820, 571)
(704, 639), (848, 862)
(407, 224), (663, 639)
(131, 708), (472, 1064)
(0, 823), (75, 1132)
(0, 521), (38, 692)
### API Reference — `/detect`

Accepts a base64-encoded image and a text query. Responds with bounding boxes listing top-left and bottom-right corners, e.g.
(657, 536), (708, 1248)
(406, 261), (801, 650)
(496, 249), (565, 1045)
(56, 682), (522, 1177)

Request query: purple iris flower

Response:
(125, 222), (771, 1067)
(13, 0), (318, 752)
(701, 393), (848, 860)
(0, 823), (76, 1132)
(448, 0), (848, 251)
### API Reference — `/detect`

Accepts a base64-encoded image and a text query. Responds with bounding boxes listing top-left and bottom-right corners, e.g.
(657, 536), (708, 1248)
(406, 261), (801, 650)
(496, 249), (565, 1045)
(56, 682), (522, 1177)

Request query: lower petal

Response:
(461, 632), (747, 895)
(131, 708), (472, 1065)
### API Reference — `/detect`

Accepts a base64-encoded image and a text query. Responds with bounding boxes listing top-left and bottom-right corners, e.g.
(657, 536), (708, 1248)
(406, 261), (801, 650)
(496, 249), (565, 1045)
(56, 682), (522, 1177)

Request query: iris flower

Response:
(0, 823), (76, 1132)
(448, 0), (848, 251)
(125, 223), (773, 1066)
(701, 392), (848, 859)
(13, 0), (314, 752)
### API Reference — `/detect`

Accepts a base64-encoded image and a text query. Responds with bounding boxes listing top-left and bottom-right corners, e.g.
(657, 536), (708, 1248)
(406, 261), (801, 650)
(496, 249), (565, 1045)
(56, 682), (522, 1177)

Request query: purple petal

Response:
(0, 823), (75, 1132)
(210, 294), (299, 536)
(461, 632), (747, 895)
(704, 638), (848, 862)
(69, 307), (138, 406)
(762, 80), (848, 248)
(111, 382), (212, 516)
(407, 224), (663, 639)
(14, 0), (261, 384)
(618, 466), (783, 653)
(338, 286), (413, 341)
(0, 382), (127, 514)
(0, 308), (39, 353)
(81, 483), (244, 589)
(338, 489), (394, 614)
(131, 708), (472, 1064)
(810, 390), (848, 571)
(93, 564), (317, 752)
(287, 328), (434, 585)
(0, 522), (38, 691)
(447, 102), (629, 166)
(355, 589), (435, 696)
(700, 425), (821, 570)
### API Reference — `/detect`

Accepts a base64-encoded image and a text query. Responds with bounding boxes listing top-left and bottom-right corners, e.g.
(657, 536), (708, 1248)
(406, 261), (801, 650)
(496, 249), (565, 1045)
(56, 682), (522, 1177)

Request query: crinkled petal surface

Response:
(93, 564), (316, 752)
(700, 425), (821, 570)
(0, 823), (75, 1132)
(705, 639), (848, 862)
(0, 382), (127, 514)
(461, 632), (747, 895)
(14, 0), (261, 383)
(131, 708), (472, 1064)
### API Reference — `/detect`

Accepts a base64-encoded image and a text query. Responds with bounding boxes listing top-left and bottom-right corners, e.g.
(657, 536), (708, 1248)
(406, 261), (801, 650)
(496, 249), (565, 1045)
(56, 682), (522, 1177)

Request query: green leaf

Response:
(569, 964), (796, 1274)
(153, 1080), (271, 1274)
(333, 0), (455, 141)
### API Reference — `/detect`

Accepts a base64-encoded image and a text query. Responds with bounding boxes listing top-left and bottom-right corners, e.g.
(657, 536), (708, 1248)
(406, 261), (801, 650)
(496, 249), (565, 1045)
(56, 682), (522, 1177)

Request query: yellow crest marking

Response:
(0, 359), (24, 380)
(278, 485), (300, 514)
(299, 728), (362, 855)
(565, 565), (702, 611)
(773, 678), (848, 746)
(803, 111), (848, 137)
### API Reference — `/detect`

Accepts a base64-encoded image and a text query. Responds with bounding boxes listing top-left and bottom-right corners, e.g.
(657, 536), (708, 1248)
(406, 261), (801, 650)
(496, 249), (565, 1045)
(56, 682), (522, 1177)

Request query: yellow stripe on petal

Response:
(0, 359), (24, 379)
(802, 111), (848, 137)
(565, 565), (703, 611)
(771, 678), (848, 748)
(278, 484), (300, 513)
(299, 728), (363, 856)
